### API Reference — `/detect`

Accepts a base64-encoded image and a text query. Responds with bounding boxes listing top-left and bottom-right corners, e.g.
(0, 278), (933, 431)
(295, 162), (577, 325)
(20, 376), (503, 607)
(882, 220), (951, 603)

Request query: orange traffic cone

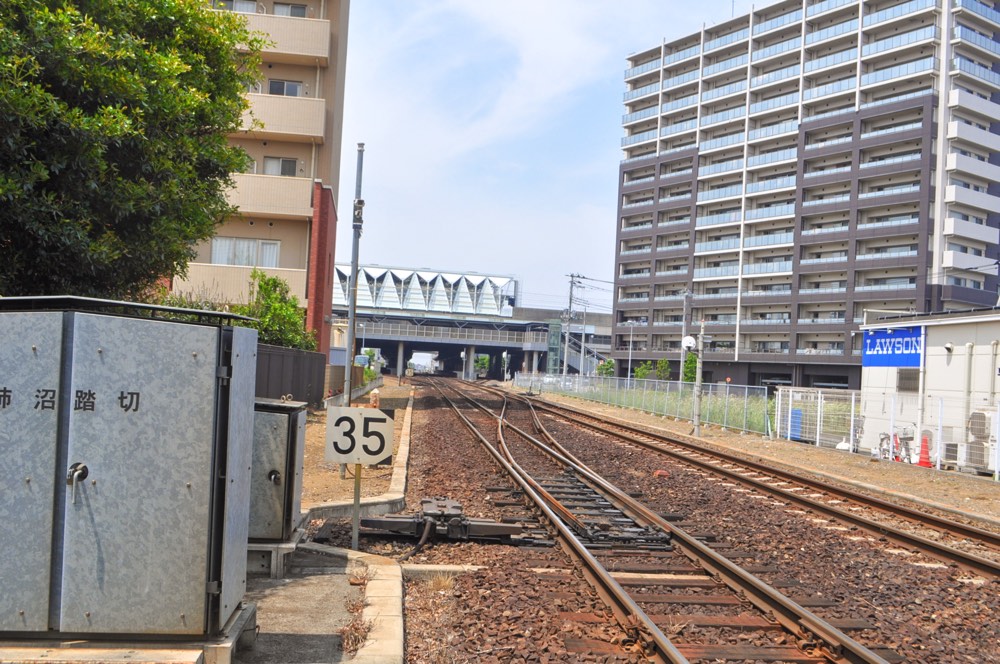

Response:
(917, 435), (932, 468)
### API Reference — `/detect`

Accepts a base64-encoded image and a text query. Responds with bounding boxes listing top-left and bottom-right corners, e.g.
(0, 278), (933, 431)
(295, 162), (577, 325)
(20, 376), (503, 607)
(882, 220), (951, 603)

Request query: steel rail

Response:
(523, 395), (1000, 578)
(498, 401), (889, 664)
(429, 380), (685, 663)
(455, 380), (888, 664)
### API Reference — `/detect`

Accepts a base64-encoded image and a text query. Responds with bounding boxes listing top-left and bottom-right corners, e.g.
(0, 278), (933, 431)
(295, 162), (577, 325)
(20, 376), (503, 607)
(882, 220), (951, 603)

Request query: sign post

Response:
(325, 406), (395, 549)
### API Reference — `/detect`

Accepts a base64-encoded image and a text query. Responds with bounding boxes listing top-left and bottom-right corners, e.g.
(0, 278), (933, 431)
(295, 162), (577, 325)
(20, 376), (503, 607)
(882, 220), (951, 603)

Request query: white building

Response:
(860, 307), (1000, 474)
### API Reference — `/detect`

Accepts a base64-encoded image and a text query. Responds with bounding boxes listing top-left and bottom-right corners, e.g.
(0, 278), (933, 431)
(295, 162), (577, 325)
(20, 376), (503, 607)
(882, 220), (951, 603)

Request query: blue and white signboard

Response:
(862, 327), (924, 367)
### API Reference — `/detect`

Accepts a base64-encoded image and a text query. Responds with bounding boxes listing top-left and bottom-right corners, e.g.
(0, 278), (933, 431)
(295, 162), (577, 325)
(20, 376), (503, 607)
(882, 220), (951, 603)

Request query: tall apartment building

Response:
(172, 0), (350, 355)
(614, 0), (1000, 389)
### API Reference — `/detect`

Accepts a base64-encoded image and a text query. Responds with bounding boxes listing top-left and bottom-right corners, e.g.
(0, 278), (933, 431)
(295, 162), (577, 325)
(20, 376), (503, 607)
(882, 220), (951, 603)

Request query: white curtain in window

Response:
(258, 241), (279, 268)
(211, 237), (234, 264)
(233, 238), (257, 266)
(263, 157), (282, 176)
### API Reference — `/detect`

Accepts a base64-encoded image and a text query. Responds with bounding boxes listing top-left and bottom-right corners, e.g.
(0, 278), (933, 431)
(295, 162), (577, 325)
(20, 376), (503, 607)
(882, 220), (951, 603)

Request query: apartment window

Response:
(274, 3), (307, 17)
(217, 0), (256, 13)
(268, 79), (303, 97)
(263, 157), (297, 177)
(211, 237), (280, 268)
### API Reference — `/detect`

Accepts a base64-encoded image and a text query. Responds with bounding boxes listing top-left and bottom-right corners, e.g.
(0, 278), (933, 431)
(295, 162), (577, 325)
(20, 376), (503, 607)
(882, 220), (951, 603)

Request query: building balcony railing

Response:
(744, 203), (796, 220)
(244, 13), (331, 66)
(243, 93), (326, 142)
(754, 9), (802, 35)
(228, 173), (314, 219)
(705, 28), (750, 51)
(805, 18), (858, 46)
(954, 0), (1000, 26)
(863, 0), (936, 28)
(863, 25), (938, 58)
(173, 263), (307, 305)
(861, 56), (937, 87)
(744, 232), (794, 247)
(743, 261), (793, 275)
(808, 0), (856, 17)
(805, 47), (858, 73)
(625, 58), (662, 80)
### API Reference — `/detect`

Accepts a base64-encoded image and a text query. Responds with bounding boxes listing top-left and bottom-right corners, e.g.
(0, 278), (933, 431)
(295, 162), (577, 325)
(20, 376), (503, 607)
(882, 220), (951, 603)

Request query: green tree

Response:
(633, 360), (654, 380)
(474, 355), (490, 376)
(655, 358), (671, 381)
(0, 0), (265, 297)
(682, 352), (698, 383)
(234, 270), (316, 350)
(596, 359), (615, 377)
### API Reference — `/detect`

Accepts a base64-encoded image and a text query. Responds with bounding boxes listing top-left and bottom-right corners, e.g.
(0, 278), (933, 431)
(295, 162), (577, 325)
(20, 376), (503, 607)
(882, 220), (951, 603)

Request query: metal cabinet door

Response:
(249, 411), (289, 540)
(0, 313), (63, 631)
(58, 314), (219, 635)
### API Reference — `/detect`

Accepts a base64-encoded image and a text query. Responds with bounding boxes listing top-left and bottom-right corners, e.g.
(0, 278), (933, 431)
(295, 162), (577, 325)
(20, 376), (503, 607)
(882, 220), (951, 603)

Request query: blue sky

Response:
(336, 0), (758, 314)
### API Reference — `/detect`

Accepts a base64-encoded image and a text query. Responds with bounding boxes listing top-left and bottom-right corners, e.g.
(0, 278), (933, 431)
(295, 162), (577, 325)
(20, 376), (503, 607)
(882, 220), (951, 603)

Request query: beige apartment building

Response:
(172, 0), (350, 355)
(614, 0), (1000, 389)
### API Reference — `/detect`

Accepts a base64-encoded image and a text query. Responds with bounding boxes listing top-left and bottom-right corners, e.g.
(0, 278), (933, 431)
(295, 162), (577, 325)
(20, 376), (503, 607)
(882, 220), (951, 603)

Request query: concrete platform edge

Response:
(299, 388), (414, 664)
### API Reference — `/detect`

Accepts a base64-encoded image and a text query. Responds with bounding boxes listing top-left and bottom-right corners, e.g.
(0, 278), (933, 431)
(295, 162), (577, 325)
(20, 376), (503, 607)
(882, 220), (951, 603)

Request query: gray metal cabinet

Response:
(0, 301), (256, 637)
(250, 399), (306, 542)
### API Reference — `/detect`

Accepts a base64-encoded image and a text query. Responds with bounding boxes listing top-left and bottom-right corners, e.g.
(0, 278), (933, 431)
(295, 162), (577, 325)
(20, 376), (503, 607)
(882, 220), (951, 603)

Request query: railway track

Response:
(494, 386), (1000, 578)
(432, 378), (899, 663)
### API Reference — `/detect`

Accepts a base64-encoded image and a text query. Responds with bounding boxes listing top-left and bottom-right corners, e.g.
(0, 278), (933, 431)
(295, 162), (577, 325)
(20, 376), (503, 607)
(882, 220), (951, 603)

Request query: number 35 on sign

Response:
(325, 407), (395, 465)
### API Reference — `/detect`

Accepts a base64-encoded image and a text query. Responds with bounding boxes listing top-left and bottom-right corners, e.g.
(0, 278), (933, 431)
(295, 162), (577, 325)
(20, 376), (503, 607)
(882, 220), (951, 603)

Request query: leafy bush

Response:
(596, 359), (615, 377)
(233, 269), (316, 351)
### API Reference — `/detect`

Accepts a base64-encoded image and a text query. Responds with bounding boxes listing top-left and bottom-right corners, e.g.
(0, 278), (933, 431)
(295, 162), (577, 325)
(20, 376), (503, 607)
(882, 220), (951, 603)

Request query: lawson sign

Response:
(862, 327), (924, 368)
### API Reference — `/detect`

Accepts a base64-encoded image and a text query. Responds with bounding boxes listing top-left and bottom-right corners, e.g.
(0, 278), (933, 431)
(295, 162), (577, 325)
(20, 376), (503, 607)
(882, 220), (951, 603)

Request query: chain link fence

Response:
(513, 373), (771, 436)
(776, 387), (999, 479)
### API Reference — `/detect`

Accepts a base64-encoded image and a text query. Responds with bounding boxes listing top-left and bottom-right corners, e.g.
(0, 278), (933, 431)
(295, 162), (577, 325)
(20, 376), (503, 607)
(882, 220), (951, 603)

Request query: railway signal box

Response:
(0, 298), (257, 638)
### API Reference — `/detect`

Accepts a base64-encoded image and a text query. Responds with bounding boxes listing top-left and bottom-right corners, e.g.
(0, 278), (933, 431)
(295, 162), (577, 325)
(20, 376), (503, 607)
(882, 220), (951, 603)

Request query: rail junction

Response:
(317, 378), (1000, 663)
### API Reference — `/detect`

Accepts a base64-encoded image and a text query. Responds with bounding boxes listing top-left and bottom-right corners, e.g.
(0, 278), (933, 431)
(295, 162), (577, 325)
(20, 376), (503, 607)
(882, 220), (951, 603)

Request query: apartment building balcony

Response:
(862, 0), (936, 30)
(945, 184), (1000, 214)
(954, 0), (1000, 27)
(173, 264), (307, 305)
(944, 216), (1000, 245)
(244, 13), (331, 66)
(798, 254), (849, 272)
(243, 94), (326, 143)
(952, 56), (1000, 92)
(229, 173), (314, 220)
(943, 249), (990, 271)
(947, 120), (1000, 153)
(946, 152), (1000, 183)
(948, 88), (1000, 122)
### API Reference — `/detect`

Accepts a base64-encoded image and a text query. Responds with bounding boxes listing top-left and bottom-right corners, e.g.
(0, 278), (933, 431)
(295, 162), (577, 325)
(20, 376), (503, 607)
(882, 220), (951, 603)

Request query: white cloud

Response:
(338, 1), (758, 308)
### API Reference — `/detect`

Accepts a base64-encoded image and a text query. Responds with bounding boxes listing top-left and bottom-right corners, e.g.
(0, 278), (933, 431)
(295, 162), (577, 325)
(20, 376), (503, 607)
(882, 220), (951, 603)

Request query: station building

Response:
(329, 264), (613, 380)
(171, 0), (351, 356)
(613, 0), (1000, 390)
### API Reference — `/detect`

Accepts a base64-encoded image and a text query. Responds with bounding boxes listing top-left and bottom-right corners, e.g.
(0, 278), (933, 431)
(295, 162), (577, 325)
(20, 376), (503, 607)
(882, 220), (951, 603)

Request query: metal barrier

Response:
(775, 387), (999, 479)
(513, 373), (771, 436)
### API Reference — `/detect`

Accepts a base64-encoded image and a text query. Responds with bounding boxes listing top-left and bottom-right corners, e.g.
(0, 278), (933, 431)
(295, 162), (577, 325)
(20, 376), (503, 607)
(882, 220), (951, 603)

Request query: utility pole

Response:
(562, 274), (579, 376)
(343, 143), (365, 405)
(693, 318), (705, 437)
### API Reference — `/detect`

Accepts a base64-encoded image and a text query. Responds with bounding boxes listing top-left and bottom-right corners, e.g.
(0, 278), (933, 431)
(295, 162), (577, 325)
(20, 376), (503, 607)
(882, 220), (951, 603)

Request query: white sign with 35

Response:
(325, 407), (394, 465)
